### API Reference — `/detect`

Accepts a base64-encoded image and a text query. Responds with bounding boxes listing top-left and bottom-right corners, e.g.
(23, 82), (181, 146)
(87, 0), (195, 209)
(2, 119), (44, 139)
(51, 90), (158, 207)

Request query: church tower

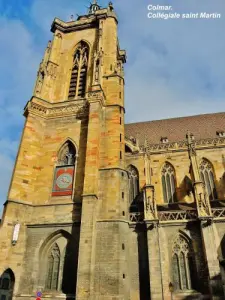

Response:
(0, 1), (127, 299)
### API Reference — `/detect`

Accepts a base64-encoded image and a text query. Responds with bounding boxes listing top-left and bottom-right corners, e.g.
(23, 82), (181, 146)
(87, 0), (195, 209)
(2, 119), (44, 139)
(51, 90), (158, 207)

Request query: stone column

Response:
(186, 131), (224, 298)
(76, 97), (102, 300)
(146, 222), (164, 300)
(143, 147), (163, 299)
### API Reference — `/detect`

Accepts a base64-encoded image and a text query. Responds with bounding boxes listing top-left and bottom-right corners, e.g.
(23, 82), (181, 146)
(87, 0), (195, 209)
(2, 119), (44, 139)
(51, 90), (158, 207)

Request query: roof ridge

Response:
(125, 111), (225, 126)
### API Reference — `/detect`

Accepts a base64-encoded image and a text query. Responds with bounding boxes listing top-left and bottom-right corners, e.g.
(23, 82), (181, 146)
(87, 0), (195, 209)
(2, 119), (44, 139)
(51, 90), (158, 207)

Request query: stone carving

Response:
(27, 100), (89, 119)
(158, 210), (198, 222)
(94, 48), (104, 83)
(145, 193), (157, 220)
(94, 59), (100, 82)
(34, 63), (46, 95)
(47, 61), (58, 79)
(196, 191), (211, 217)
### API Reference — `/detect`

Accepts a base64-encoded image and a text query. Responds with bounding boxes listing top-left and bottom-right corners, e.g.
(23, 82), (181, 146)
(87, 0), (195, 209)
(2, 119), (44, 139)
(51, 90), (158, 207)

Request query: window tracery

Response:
(199, 159), (217, 200)
(68, 41), (89, 99)
(172, 235), (194, 291)
(162, 163), (176, 203)
(57, 141), (76, 166)
(46, 243), (60, 290)
(127, 165), (139, 203)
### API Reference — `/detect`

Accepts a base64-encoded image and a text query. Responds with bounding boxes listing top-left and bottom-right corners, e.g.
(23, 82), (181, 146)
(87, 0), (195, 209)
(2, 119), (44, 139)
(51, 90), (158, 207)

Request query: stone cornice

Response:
(24, 96), (89, 119)
(51, 9), (118, 33)
(146, 138), (225, 152)
(87, 86), (106, 107)
(126, 138), (225, 155)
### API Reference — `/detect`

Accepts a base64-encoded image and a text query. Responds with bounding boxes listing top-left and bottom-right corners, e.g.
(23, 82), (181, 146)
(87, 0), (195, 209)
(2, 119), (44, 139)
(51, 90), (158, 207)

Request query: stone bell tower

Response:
(0, 1), (127, 299)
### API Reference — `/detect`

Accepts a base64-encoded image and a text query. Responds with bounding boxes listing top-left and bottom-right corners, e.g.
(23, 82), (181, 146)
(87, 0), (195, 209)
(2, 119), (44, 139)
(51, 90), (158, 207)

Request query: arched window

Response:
(45, 243), (60, 290)
(39, 230), (79, 294)
(127, 165), (139, 203)
(0, 269), (15, 300)
(172, 235), (194, 291)
(199, 159), (217, 200)
(52, 141), (76, 197)
(68, 41), (89, 99)
(162, 163), (176, 203)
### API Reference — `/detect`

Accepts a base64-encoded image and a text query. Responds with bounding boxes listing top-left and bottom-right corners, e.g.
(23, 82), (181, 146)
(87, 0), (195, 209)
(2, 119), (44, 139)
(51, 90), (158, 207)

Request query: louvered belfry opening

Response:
(68, 41), (89, 100)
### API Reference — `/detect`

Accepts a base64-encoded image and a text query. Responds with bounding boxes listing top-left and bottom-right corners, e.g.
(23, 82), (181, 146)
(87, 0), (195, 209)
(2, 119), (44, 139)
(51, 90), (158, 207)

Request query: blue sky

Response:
(0, 0), (225, 212)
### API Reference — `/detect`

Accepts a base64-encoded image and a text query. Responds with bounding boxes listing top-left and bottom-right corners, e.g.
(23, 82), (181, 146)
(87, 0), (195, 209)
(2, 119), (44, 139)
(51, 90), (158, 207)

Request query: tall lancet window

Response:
(52, 141), (76, 197)
(68, 41), (89, 99)
(128, 165), (139, 203)
(46, 243), (60, 290)
(172, 235), (195, 291)
(162, 163), (176, 203)
(199, 159), (217, 200)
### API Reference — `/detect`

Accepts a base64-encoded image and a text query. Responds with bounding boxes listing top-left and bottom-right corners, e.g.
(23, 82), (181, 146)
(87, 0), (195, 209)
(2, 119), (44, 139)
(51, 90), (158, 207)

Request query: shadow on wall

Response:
(64, 115), (87, 299)
(63, 224), (80, 300)
(134, 223), (150, 300)
(0, 268), (15, 300)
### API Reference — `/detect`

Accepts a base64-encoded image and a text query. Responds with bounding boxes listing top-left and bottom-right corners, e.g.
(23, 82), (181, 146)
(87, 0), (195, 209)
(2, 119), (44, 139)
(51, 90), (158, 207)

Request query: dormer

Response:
(217, 131), (225, 137)
(161, 137), (169, 144)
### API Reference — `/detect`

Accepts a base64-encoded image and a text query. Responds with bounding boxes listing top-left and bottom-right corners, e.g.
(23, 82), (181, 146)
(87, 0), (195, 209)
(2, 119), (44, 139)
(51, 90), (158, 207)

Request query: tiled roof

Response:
(125, 112), (225, 145)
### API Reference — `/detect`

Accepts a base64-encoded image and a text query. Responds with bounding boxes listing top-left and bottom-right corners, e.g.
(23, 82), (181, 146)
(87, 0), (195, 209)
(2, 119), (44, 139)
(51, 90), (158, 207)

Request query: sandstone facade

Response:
(0, 2), (225, 300)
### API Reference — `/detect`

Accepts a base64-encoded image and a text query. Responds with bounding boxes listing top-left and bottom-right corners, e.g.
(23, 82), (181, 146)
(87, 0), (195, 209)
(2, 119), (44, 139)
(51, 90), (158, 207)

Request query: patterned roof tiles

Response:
(125, 112), (225, 145)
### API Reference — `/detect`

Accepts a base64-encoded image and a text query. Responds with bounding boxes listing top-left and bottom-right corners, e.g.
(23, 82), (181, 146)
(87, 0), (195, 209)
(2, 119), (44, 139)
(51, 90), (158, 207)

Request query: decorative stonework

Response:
(47, 61), (58, 79)
(212, 208), (225, 219)
(127, 138), (225, 155)
(87, 90), (106, 105)
(158, 210), (198, 222)
(25, 98), (89, 119)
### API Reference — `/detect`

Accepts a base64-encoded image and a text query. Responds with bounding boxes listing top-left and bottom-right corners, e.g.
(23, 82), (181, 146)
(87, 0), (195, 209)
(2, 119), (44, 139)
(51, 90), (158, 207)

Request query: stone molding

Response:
(125, 137), (225, 154)
(24, 97), (89, 119)
(51, 8), (118, 34)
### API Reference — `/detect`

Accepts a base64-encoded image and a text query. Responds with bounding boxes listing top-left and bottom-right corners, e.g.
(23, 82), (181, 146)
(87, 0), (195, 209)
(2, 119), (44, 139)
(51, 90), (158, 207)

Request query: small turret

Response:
(89, 0), (101, 14)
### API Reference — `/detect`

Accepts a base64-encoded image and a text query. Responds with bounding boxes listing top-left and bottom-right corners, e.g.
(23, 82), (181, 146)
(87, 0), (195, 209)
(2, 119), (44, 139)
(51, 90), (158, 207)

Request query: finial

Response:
(70, 14), (74, 21)
(186, 130), (194, 144)
(108, 1), (113, 10)
(89, 0), (100, 14)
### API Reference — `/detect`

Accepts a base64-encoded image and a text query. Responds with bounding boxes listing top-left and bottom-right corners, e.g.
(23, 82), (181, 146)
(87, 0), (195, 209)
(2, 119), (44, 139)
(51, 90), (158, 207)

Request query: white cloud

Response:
(113, 0), (225, 122)
(0, 15), (41, 210)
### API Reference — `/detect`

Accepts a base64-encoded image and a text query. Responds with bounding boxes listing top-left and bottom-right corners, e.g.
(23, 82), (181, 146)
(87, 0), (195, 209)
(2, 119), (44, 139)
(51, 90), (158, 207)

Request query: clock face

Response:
(56, 173), (73, 189)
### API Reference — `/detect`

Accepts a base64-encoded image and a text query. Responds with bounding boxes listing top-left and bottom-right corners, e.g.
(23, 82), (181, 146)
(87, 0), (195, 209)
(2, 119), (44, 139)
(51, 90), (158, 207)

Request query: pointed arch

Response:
(52, 140), (76, 197)
(68, 40), (90, 99)
(39, 230), (76, 293)
(161, 162), (177, 203)
(45, 243), (60, 290)
(0, 269), (15, 300)
(127, 165), (139, 203)
(57, 140), (76, 167)
(171, 234), (195, 291)
(199, 158), (217, 200)
(39, 230), (71, 258)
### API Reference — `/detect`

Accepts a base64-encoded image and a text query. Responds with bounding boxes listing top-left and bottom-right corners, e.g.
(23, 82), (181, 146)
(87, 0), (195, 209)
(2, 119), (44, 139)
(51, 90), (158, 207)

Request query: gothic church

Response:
(0, 2), (225, 300)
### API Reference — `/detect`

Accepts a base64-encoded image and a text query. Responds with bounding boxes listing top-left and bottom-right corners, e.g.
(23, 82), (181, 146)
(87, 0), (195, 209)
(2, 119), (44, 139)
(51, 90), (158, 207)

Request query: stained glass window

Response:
(127, 165), (139, 203)
(199, 159), (217, 200)
(45, 243), (60, 290)
(172, 236), (194, 291)
(162, 163), (176, 203)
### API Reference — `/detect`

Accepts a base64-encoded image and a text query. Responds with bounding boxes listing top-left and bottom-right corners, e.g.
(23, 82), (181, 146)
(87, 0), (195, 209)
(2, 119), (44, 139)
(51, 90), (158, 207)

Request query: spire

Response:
(89, 0), (100, 14)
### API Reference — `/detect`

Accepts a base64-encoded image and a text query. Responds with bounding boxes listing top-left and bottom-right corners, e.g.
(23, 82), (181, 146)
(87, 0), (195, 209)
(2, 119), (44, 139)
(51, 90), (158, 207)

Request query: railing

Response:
(129, 208), (225, 223)
(129, 212), (144, 223)
(129, 210), (198, 223)
(212, 208), (225, 219)
(158, 210), (198, 222)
